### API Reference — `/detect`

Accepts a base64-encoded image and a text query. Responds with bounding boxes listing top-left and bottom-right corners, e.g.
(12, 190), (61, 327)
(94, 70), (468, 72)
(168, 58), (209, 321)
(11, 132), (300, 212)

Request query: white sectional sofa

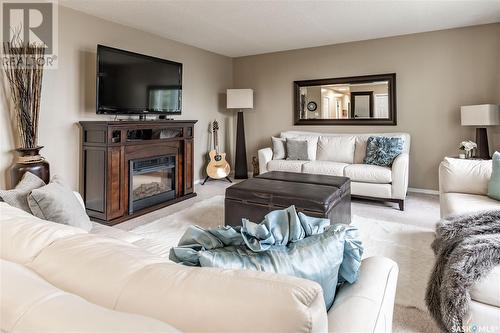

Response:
(439, 157), (500, 329)
(259, 131), (410, 210)
(0, 200), (399, 333)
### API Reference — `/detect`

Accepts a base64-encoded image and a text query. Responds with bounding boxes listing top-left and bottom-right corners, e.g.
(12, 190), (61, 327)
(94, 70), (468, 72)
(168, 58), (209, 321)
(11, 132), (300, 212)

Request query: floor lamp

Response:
(461, 104), (500, 159)
(227, 89), (254, 179)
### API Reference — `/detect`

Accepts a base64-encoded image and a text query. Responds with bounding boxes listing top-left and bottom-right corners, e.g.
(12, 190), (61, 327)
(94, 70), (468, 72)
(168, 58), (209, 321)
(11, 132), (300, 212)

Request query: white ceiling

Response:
(61, 0), (500, 57)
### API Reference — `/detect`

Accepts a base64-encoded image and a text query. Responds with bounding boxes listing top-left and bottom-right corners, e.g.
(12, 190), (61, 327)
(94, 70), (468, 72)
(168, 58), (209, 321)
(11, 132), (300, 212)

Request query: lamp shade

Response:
(227, 89), (253, 109)
(461, 104), (500, 126)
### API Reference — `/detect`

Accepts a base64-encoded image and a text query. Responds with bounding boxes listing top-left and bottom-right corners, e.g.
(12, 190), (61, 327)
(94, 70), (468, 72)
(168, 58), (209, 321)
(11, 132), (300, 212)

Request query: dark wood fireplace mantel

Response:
(80, 120), (197, 225)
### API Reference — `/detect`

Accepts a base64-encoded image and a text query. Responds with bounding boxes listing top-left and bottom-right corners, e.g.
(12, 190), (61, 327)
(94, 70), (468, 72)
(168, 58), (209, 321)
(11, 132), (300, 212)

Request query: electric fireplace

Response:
(129, 155), (176, 214)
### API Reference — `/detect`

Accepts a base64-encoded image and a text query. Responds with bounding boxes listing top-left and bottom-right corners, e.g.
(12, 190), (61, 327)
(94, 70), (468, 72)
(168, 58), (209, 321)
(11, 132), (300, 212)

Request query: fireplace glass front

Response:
(129, 155), (176, 213)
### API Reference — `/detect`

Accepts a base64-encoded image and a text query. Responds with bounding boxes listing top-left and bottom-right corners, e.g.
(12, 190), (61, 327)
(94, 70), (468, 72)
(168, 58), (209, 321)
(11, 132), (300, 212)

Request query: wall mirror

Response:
(294, 73), (396, 125)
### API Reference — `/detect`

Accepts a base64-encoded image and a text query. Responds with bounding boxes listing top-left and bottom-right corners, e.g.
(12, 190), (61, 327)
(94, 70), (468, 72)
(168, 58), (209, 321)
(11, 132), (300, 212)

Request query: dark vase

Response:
(11, 146), (50, 186)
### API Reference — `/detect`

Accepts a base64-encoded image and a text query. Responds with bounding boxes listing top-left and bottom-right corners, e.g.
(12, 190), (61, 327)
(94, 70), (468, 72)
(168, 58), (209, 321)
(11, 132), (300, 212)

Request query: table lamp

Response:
(227, 89), (253, 179)
(461, 104), (500, 159)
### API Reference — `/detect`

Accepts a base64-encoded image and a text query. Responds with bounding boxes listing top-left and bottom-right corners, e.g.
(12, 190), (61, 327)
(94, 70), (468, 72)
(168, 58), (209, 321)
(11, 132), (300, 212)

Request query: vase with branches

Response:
(2, 32), (50, 185)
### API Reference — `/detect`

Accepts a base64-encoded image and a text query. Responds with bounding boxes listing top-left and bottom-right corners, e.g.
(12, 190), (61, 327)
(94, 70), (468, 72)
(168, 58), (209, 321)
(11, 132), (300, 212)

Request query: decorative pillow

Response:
(280, 133), (318, 160)
(27, 175), (92, 231)
(0, 172), (45, 213)
(303, 136), (319, 161)
(488, 151), (500, 201)
(317, 136), (356, 163)
(364, 136), (404, 167)
(286, 139), (309, 161)
(201, 226), (346, 309)
(170, 205), (363, 310)
(272, 137), (286, 160)
(354, 136), (370, 164)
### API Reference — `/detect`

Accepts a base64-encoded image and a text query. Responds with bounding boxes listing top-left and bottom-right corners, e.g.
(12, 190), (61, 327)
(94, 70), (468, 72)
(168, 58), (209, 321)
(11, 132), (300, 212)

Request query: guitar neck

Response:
(213, 128), (219, 152)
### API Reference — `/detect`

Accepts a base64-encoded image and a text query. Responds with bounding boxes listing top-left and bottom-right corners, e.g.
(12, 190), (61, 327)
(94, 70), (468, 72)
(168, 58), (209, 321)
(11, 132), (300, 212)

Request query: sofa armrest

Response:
(118, 265), (329, 333)
(391, 153), (409, 200)
(439, 157), (491, 195)
(328, 256), (399, 333)
(258, 147), (273, 174)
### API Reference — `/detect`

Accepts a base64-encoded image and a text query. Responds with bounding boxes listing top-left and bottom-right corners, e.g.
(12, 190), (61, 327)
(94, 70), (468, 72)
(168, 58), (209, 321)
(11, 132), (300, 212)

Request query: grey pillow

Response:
(272, 137), (286, 160)
(0, 172), (45, 212)
(27, 175), (92, 231)
(286, 139), (309, 160)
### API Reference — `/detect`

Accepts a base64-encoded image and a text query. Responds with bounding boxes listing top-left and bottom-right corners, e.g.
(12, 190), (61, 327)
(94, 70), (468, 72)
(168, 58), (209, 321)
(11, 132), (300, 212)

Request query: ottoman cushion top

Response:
(258, 171), (349, 188)
(226, 172), (350, 212)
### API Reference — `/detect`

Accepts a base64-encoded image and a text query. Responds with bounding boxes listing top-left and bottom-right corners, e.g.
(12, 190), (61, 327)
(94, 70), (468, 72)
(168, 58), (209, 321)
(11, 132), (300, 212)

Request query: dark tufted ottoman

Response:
(225, 171), (351, 227)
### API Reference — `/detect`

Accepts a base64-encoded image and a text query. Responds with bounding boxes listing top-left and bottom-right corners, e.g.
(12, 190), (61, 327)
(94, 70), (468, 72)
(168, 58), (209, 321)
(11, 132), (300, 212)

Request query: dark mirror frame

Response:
(294, 73), (397, 126)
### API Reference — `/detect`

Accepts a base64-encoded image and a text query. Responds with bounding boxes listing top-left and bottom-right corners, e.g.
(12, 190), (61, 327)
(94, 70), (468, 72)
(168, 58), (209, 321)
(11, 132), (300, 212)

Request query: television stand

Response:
(79, 120), (197, 225)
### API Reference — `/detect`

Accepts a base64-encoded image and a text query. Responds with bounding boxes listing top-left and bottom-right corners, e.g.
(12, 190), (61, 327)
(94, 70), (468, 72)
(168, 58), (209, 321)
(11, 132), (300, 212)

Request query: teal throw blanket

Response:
(170, 205), (363, 309)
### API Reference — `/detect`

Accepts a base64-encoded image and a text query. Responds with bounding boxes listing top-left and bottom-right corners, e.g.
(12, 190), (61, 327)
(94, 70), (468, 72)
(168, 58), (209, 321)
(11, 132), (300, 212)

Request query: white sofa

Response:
(439, 157), (500, 330)
(0, 200), (399, 333)
(439, 157), (500, 217)
(258, 131), (410, 210)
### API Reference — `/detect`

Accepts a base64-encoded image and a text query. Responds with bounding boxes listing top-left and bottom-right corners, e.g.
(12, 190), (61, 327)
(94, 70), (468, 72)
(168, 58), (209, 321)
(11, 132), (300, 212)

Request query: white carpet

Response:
(353, 214), (435, 311)
(131, 195), (436, 313)
(131, 195), (224, 248)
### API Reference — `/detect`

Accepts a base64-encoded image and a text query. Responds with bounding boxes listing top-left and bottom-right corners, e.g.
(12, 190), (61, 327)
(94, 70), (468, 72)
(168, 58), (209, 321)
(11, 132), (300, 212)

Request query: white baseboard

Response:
(196, 176), (439, 195)
(195, 170), (254, 186)
(408, 187), (439, 195)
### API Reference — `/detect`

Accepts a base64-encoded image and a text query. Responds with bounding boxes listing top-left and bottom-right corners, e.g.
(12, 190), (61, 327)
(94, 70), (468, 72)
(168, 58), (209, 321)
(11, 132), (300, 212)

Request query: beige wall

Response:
(233, 23), (500, 190)
(0, 6), (233, 190)
(1, 12), (498, 192)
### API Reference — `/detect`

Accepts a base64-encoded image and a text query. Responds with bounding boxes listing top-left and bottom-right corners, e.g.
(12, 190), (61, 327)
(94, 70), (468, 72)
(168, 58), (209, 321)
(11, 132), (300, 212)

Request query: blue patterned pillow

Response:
(364, 136), (404, 167)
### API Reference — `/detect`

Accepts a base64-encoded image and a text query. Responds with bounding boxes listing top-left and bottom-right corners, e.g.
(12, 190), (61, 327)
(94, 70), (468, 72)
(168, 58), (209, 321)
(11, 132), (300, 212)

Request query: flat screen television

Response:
(96, 45), (182, 115)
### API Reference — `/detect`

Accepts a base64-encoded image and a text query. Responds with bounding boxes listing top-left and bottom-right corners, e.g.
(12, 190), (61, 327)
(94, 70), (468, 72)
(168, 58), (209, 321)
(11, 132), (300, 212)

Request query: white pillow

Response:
(272, 137), (286, 160)
(280, 134), (318, 160)
(316, 136), (356, 164)
(354, 137), (369, 164)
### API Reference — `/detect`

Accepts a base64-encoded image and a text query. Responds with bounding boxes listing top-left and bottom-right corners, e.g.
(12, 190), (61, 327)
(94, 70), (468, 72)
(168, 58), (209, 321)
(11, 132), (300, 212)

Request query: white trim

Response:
(196, 178), (440, 195)
(194, 171), (234, 185)
(195, 171), (254, 186)
(408, 187), (439, 195)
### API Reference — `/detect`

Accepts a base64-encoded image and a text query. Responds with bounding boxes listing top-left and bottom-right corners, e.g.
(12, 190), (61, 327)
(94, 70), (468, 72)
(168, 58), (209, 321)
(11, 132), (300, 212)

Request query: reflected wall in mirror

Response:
(294, 73), (396, 125)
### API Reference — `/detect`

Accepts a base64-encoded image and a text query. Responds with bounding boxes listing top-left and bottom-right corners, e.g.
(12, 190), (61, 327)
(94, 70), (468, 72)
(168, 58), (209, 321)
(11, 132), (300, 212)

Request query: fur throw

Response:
(425, 210), (500, 332)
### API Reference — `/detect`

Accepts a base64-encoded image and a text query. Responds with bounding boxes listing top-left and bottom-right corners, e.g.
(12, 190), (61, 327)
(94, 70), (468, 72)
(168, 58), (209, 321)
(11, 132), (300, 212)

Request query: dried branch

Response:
(2, 30), (45, 149)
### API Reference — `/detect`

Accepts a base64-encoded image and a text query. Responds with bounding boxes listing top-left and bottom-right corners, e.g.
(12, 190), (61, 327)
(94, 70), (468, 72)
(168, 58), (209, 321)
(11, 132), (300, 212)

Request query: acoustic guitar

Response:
(202, 120), (231, 184)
